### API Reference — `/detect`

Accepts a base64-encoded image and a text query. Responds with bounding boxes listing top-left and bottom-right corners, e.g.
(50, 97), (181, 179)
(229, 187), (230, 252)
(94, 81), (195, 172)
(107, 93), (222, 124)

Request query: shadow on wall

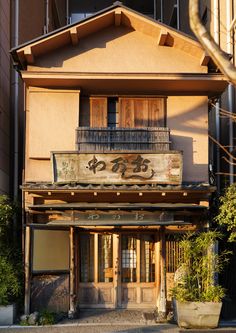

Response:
(170, 134), (208, 183)
(35, 25), (135, 68)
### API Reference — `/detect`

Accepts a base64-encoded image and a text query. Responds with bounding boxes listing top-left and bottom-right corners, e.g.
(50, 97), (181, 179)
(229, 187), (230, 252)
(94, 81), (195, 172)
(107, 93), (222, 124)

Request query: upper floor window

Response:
(80, 96), (166, 128)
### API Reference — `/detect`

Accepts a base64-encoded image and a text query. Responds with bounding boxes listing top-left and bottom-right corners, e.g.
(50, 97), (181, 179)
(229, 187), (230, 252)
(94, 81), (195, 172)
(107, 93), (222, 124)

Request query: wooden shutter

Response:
(134, 99), (149, 127)
(119, 97), (166, 128)
(148, 98), (165, 127)
(119, 98), (135, 127)
(90, 97), (107, 127)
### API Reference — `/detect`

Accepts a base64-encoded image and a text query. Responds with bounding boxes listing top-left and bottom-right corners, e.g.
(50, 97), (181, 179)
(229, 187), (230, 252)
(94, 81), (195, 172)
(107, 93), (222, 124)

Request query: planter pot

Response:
(174, 300), (222, 329)
(0, 304), (16, 325)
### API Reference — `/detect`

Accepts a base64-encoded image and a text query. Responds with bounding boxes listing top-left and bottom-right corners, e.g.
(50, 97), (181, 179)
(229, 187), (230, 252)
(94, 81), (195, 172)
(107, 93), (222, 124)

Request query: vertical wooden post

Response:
(155, 229), (161, 308)
(69, 226), (76, 318)
(113, 233), (120, 308)
(159, 226), (167, 317)
(94, 233), (99, 284)
(136, 236), (141, 304)
(24, 225), (31, 315)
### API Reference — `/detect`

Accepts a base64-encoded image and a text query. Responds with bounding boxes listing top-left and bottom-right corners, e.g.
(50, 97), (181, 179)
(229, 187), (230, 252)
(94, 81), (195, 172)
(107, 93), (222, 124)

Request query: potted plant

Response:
(0, 195), (21, 325)
(171, 231), (230, 329)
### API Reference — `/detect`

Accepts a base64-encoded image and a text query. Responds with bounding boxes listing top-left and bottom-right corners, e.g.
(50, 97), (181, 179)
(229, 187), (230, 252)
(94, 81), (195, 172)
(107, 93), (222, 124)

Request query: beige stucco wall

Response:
(33, 229), (69, 271)
(27, 88), (80, 158)
(167, 96), (208, 182)
(29, 25), (207, 74)
(25, 88), (80, 181)
(25, 89), (208, 183)
(0, 0), (10, 193)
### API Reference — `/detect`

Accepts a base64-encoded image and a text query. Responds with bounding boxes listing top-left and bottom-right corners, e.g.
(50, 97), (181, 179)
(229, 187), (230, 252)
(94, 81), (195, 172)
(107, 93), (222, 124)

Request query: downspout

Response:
(176, 0), (180, 30)
(44, 0), (49, 34)
(226, 0), (234, 184)
(13, 0), (19, 204)
(213, 0), (220, 191)
(66, 0), (70, 25)
(160, 0), (163, 22)
(154, 0), (157, 20)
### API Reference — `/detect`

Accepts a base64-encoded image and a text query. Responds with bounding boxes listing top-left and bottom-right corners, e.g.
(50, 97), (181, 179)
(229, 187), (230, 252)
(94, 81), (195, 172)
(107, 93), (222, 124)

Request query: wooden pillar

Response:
(113, 233), (120, 308)
(159, 226), (167, 317)
(24, 225), (31, 315)
(94, 233), (99, 284)
(69, 226), (76, 318)
(155, 229), (161, 309)
(136, 237), (141, 304)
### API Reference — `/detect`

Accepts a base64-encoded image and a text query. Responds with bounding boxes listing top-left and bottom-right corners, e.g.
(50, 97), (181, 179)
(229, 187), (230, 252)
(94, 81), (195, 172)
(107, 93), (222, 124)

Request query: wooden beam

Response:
(201, 53), (211, 66)
(69, 226), (76, 318)
(70, 27), (79, 46)
(24, 47), (34, 64)
(115, 9), (122, 26)
(24, 225), (31, 315)
(158, 31), (174, 47)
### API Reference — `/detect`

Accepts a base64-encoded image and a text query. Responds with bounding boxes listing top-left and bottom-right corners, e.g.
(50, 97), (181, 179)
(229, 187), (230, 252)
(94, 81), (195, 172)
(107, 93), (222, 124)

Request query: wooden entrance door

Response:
(77, 232), (157, 309)
(118, 234), (157, 308)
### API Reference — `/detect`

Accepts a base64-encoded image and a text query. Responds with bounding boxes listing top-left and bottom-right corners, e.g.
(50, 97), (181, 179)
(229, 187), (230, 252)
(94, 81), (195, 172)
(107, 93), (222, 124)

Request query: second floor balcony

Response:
(76, 127), (171, 152)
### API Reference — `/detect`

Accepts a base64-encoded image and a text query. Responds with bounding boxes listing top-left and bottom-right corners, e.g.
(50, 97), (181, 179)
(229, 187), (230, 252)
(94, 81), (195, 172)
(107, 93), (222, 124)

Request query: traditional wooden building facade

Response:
(11, 2), (227, 317)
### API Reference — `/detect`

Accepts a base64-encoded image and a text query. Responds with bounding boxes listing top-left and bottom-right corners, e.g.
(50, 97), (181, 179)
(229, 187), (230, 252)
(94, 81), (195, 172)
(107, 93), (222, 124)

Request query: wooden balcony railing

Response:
(76, 127), (171, 152)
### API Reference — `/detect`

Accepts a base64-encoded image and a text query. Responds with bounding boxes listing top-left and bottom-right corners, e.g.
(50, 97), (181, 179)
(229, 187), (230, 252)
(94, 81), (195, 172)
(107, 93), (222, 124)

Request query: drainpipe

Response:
(176, 0), (180, 30)
(13, 0), (19, 205)
(213, 0), (221, 191)
(44, 0), (49, 34)
(66, 0), (70, 25)
(160, 0), (163, 22)
(153, 0), (156, 20)
(226, 0), (234, 184)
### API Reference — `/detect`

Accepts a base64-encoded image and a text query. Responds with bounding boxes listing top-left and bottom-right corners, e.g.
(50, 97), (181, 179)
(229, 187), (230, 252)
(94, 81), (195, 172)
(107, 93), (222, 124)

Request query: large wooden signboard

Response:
(52, 152), (182, 184)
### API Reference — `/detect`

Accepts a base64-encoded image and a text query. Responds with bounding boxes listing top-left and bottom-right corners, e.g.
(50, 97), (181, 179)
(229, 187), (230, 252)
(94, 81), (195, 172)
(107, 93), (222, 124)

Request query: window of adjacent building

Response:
(201, 8), (208, 25)
(68, 0), (154, 24)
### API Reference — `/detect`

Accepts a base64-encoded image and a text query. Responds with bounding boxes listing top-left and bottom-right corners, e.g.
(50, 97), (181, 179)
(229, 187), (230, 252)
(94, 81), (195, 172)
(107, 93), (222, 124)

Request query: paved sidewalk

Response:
(1, 310), (236, 332)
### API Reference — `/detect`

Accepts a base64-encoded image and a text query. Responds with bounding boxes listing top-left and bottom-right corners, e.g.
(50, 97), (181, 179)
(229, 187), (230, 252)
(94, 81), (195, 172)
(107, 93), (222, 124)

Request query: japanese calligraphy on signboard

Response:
(52, 152), (182, 184)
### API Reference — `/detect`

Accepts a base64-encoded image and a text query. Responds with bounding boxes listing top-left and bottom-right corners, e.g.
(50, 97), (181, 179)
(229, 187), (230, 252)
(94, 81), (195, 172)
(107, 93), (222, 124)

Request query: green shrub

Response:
(215, 183), (236, 242)
(39, 310), (55, 325)
(0, 256), (20, 305)
(0, 195), (22, 306)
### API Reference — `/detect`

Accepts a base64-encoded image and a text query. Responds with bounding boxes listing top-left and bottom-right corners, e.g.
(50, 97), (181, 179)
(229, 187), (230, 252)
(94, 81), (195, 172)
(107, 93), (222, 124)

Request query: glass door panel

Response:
(140, 234), (155, 282)
(79, 233), (94, 282)
(98, 234), (113, 282)
(121, 235), (137, 283)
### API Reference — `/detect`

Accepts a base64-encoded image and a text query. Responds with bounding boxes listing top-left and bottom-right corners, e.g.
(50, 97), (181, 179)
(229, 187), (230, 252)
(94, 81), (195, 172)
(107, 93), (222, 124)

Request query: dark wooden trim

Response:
(32, 270), (70, 275)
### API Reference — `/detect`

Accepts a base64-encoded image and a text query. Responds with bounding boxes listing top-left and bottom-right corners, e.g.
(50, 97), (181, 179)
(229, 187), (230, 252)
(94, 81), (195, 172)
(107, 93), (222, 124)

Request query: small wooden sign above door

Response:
(52, 152), (183, 184)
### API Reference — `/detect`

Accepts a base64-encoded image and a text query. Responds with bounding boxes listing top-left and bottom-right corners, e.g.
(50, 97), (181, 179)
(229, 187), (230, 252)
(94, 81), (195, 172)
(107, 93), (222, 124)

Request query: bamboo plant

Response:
(171, 231), (230, 303)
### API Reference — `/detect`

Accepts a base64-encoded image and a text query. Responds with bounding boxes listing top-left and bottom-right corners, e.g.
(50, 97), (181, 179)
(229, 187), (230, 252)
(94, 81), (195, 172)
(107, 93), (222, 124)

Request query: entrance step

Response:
(61, 309), (158, 325)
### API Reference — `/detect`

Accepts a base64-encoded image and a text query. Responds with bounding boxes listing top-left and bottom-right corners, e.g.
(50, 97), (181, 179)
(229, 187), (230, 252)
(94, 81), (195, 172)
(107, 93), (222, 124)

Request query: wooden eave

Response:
(28, 202), (208, 210)
(21, 71), (228, 97)
(11, 2), (210, 70)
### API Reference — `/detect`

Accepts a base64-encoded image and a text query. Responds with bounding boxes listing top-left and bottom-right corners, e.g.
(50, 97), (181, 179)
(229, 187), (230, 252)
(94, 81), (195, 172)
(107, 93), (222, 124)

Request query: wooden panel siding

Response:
(31, 274), (69, 313)
(76, 127), (170, 152)
(90, 97), (107, 127)
(119, 98), (166, 128)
